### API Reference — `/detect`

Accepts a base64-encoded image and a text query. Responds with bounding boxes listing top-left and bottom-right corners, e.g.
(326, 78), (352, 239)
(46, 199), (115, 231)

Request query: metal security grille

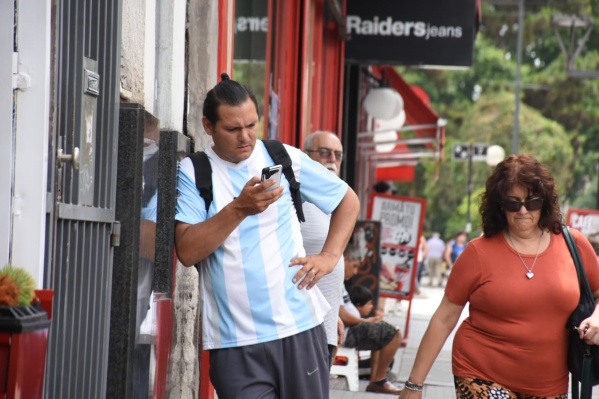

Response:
(44, 0), (122, 397)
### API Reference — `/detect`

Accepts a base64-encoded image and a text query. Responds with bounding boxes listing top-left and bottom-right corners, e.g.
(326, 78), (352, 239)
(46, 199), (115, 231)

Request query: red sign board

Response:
(566, 207), (599, 256)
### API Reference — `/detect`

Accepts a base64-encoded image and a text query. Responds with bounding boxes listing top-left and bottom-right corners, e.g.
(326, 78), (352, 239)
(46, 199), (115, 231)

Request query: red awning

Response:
(376, 165), (415, 182)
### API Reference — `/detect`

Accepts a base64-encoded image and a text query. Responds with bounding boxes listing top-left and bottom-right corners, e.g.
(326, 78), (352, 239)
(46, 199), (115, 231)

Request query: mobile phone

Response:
(261, 165), (283, 191)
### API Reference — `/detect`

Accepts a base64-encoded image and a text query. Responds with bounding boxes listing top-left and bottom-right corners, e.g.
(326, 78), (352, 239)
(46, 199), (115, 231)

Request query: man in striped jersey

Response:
(174, 74), (360, 399)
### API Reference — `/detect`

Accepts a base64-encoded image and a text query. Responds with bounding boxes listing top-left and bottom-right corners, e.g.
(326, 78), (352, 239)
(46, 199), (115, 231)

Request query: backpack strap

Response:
(262, 139), (305, 222)
(188, 151), (213, 212)
(187, 141), (304, 222)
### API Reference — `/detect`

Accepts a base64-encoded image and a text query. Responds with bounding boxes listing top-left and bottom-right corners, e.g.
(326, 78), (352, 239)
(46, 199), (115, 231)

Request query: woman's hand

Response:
(579, 319), (599, 345)
(581, 298), (599, 345)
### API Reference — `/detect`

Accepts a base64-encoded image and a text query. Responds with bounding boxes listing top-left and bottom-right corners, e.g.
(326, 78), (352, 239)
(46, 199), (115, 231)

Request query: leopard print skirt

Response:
(454, 376), (567, 399)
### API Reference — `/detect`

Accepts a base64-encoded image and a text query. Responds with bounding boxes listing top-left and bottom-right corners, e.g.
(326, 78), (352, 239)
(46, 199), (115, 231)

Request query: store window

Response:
(234, 0), (268, 138)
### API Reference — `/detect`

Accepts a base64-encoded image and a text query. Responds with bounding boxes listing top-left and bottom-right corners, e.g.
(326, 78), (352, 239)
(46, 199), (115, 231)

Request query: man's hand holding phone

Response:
(227, 165), (284, 217)
(261, 165), (283, 191)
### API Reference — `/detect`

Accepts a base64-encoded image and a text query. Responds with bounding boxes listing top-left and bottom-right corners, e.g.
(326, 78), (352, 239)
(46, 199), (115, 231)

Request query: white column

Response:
(154, 0), (187, 132)
(144, 0), (157, 114)
(11, 1), (52, 285)
(0, 1), (15, 267)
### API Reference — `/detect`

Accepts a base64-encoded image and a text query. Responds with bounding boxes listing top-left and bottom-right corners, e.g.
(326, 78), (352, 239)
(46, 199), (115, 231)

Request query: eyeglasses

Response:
(501, 197), (544, 212)
(305, 147), (343, 161)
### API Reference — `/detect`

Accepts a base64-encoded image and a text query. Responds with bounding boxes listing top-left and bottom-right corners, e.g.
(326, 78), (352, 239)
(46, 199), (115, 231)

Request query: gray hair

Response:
(303, 130), (340, 150)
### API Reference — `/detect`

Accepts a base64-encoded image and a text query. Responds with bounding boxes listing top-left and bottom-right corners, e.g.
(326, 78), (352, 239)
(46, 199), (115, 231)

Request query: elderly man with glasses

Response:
(301, 131), (347, 368)
(304, 132), (344, 175)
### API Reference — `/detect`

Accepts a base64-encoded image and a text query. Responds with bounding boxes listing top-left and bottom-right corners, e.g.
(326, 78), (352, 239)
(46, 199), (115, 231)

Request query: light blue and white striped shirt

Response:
(176, 141), (348, 350)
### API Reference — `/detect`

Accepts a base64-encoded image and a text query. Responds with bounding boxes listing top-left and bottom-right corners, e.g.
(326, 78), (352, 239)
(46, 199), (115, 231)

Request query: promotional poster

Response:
(348, 220), (382, 306)
(368, 193), (426, 299)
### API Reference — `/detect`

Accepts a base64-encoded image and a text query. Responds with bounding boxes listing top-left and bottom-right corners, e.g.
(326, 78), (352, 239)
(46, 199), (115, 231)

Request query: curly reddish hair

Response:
(479, 154), (563, 237)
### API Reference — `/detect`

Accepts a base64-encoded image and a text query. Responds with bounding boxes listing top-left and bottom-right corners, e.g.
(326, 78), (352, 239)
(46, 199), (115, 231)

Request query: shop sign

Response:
(452, 143), (488, 162)
(567, 208), (599, 256)
(345, 0), (477, 68)
(234, 0), (267, 61)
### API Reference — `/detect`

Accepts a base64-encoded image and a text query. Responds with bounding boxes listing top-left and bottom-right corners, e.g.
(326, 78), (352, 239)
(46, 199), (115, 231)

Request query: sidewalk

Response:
(330, 285), (456, 398)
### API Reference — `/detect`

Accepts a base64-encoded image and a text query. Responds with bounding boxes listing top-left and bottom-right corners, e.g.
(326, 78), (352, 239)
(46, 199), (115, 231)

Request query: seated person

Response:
(339, 244), (403, 395)
(349, 285), (381, 321)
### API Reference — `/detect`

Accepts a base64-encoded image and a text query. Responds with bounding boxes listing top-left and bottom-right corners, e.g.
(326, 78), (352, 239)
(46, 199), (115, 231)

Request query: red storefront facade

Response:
(203, 2), (350, 395)
(201, 0), (479, 395)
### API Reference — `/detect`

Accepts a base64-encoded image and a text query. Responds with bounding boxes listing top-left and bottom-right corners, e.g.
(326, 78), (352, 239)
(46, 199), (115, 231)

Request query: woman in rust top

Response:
(399, 154), (599, 398)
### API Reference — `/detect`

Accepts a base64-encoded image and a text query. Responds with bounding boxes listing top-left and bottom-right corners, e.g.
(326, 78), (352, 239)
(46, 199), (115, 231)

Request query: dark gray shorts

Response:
(344, 321), (399, 351)
(209, 324), (329, 399)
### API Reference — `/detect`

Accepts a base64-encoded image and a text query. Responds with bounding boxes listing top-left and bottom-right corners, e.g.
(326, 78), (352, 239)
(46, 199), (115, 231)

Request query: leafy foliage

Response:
(0, 265), (36, 306)
(393, 2), (599, 239)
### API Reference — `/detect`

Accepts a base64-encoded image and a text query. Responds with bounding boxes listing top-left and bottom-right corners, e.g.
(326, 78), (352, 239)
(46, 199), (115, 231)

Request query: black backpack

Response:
(187, 139), (305, 222)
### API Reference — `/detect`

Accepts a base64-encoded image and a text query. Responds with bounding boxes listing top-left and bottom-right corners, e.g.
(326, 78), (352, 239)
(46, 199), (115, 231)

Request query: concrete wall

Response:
(186, 0), (219, 152)
(121, 0), (216, 149)
(121, 0), (148, 105)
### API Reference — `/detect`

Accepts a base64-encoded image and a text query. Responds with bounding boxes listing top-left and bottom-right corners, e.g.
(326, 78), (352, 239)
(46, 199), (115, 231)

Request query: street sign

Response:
(452, 143), (488, 162)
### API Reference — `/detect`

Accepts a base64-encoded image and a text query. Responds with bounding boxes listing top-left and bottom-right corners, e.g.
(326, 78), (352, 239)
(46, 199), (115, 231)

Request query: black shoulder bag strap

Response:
(188, 151), (213, 212)
(564, 225), (595, 399)
(262, 139), (305, 222)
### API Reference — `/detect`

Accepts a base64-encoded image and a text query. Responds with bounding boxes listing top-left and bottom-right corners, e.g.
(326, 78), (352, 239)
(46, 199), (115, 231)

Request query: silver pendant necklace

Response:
(507, 231), (544, 279)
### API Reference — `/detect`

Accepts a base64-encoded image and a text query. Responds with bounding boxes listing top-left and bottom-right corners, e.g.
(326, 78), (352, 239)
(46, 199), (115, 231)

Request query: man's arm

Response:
(290, 187), (360, 289)
(322, 187), (361, 264)
(139, 219), (157, 261)
(175, 177), (283, 267)
(337, 315), (345, 345)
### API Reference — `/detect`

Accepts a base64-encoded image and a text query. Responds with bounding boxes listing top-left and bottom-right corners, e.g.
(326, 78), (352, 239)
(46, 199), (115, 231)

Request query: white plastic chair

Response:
(330, 346), (360, 392)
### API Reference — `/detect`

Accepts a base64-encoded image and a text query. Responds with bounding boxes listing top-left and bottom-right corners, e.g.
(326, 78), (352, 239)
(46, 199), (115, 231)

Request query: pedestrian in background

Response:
(425, 232), (445, 287)
(415, 234), (428, 295)
(301, 130), (347, 368)
(399, 154), (599, 398)
(174, 74), (360, 399)
(373, 181), (394, 195)
(442, 231), (468, 283)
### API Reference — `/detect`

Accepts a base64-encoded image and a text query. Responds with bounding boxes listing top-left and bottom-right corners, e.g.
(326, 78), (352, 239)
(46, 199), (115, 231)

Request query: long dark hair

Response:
(202, 73), (259, 124)
(479, 154), (562, 237)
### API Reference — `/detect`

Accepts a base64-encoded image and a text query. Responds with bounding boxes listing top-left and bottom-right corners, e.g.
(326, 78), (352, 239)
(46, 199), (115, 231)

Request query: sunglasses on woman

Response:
(501, 197), (544, 212)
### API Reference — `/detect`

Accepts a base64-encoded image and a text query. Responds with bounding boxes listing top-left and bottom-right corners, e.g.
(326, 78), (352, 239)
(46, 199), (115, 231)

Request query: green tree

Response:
(394, 3), (599, 237)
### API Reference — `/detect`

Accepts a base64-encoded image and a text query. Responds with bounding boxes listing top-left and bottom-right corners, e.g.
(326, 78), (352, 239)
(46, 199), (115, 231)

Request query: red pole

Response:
(199, 351), (214, 399)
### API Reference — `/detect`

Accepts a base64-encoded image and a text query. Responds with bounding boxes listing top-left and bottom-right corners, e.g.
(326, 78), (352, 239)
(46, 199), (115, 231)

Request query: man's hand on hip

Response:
(289, 252), (339, 290)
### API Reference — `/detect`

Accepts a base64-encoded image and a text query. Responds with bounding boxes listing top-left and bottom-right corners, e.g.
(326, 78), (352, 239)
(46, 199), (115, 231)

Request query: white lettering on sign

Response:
(570, 213), (599, 232)
(346, 15), (463, 40)
(235, 17), (268, 33)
